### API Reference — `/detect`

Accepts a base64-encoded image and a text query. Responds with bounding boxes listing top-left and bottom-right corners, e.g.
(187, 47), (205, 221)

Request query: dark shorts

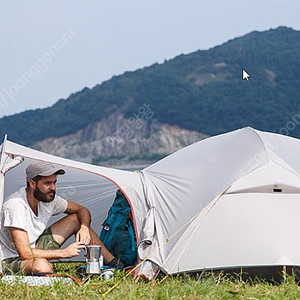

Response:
(1, 227), (61, 274)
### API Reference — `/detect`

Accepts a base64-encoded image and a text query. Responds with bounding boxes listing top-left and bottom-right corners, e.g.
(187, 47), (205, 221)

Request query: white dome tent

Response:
(1, 127), (300, 279)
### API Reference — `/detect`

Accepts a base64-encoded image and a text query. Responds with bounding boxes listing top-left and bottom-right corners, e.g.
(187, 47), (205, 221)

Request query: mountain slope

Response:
(1, 26), (300, 146)
(32, 113), (207, 167)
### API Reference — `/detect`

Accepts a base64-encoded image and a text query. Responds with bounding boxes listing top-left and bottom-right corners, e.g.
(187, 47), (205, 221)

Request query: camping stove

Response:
(85, 245), (102, 274)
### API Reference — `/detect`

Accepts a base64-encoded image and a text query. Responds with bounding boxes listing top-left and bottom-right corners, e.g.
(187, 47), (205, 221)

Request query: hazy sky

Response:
(1, 0), (300, 118)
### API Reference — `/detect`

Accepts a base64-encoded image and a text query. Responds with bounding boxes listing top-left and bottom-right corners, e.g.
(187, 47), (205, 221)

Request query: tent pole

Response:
(0, 134), (8, 170)
(0, 134), (8, 210)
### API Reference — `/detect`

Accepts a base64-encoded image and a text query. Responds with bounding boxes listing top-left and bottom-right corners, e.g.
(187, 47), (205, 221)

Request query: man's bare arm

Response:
(64, 201), (92, 244)
(10, 227), (85, 260)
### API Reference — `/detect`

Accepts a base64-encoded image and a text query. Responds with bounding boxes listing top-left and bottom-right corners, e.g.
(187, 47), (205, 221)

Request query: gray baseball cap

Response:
(26, 161), (65, 182)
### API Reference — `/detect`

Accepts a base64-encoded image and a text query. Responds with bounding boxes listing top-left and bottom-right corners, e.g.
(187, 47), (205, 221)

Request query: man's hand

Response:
(63, 242), (86, 258)
(76, 225), (91, 245)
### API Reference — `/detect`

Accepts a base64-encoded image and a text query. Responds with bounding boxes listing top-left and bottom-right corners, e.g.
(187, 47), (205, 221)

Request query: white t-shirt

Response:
(0, 187), (68, 260)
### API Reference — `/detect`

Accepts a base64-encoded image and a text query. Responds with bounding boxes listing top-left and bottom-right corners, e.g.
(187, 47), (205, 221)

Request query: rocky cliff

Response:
(33, 114), (207, 168)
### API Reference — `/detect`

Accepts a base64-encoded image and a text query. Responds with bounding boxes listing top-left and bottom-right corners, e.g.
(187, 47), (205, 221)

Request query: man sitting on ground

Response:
(0, 161), (123, 273)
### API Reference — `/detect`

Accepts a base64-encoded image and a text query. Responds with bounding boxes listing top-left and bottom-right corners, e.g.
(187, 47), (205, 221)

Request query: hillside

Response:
(1, 26), (300, 147)
(32, 114), (207, 168)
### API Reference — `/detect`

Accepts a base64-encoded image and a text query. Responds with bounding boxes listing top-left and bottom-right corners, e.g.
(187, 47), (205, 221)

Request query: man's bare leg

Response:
(20, 258), (53, 273)
(50, 214), (114, 264)
(89, 229), (114, 265)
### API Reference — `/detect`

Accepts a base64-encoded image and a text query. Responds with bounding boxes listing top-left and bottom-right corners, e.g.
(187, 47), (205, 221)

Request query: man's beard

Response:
(34, 185), (55, 203)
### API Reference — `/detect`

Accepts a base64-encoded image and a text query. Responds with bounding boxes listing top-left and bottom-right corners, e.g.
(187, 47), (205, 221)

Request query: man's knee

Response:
(50, 214), (81, 245)
(21, 258), (53, 273)
(32, 258), (53, 273)
(57, 214), (80, 231)
(64, 214), (81, 236)
(63, 214), (80, 228)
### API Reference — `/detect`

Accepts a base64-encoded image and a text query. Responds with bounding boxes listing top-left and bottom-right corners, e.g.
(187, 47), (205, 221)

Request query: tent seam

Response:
(250, 128), (271, 163)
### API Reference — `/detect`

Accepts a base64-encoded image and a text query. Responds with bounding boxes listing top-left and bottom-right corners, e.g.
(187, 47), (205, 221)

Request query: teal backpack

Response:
(99, 189), (137, 266)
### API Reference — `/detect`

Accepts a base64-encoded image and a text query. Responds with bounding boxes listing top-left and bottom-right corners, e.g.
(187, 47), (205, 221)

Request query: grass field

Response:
(1, 263), (300, 299)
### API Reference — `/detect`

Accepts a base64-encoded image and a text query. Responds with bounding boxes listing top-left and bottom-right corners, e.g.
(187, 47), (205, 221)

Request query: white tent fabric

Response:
(1, 127), (300, 278)
(137, 127), (300, 277)
(0, 135), (24, 209)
